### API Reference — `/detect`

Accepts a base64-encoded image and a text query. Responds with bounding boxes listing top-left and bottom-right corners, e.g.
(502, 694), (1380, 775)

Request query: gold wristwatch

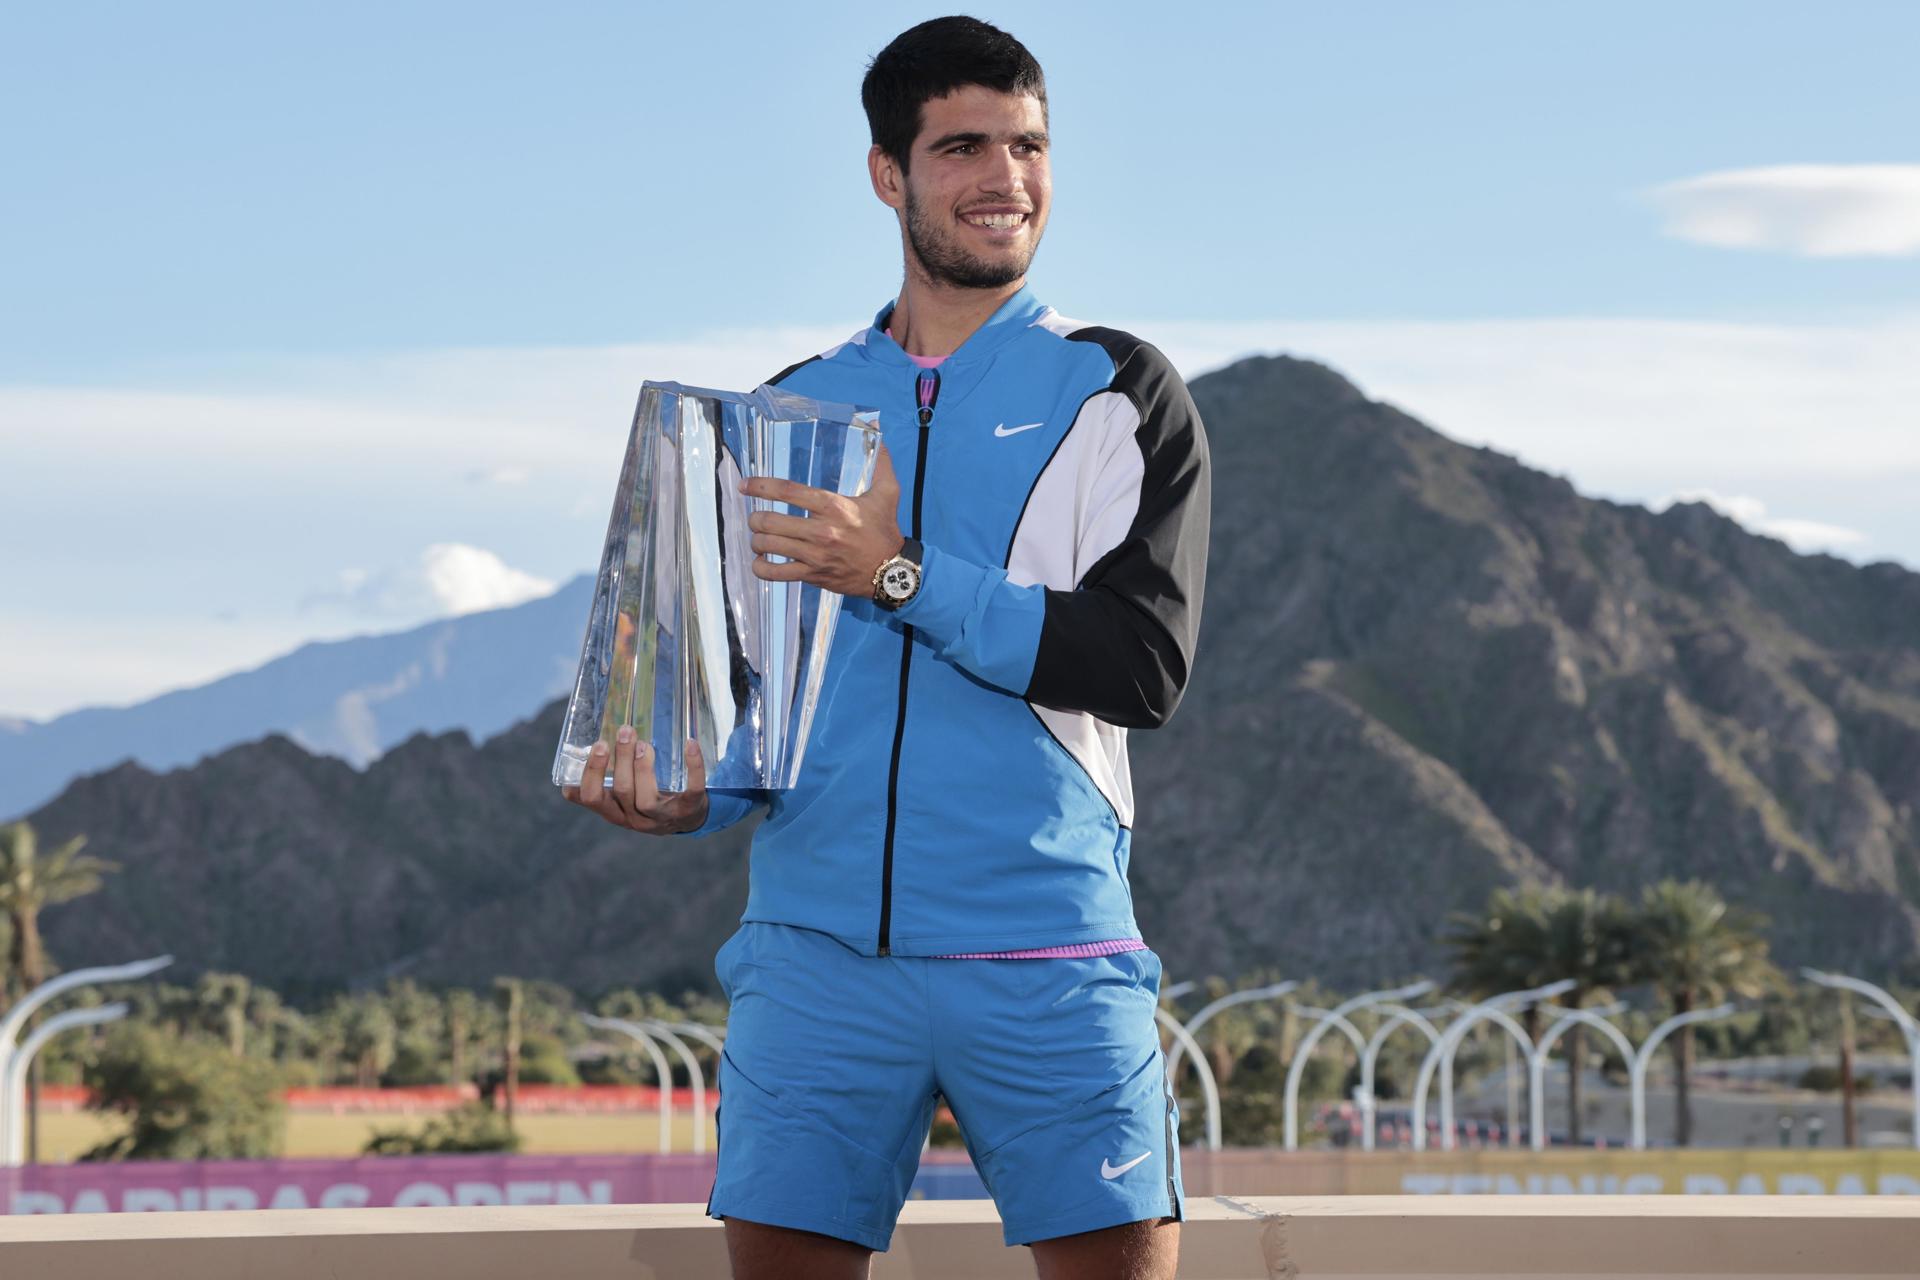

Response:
(871, 537), (924, 611)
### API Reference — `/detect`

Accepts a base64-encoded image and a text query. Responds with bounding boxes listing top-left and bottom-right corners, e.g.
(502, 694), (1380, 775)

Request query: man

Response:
(565, 17), (1209, 1279)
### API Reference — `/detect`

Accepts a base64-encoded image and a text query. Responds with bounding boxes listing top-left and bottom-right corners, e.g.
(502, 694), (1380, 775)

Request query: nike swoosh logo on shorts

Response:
(1100, 1153), (1151, 1179)
(994, 422), (1045, 437)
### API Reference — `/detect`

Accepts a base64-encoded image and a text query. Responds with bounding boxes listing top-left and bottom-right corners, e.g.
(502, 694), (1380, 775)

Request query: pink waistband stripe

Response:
(935, 938), (1148, 960)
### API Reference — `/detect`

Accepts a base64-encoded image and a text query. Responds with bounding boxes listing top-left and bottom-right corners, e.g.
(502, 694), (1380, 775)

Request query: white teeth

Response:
(966, 213), (1025, 229)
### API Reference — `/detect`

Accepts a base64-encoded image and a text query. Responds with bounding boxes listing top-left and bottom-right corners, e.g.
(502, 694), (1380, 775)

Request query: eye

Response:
(950, 144), (977, 156)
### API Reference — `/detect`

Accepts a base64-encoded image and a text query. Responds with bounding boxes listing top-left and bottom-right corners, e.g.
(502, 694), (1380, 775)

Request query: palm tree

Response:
(0, 821), (118, 1001)
(1447, 885), (1557, 1044)
(1446, 885), (1557, 1145)
(1447, 884), (1638, 1144)
(446, 989), (480, 1086)
(495, 978), (523, 1129)
(0, 820), (117, 1163)
(1628, 879), (1778, 1147)
(340, 998), (397, 1088)
(1537, 889), (1636, 1144)
(196, 973), (252, 1057)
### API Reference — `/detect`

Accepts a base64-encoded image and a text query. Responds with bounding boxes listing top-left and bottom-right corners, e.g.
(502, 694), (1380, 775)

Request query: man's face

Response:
(890, 85), (1051, 290)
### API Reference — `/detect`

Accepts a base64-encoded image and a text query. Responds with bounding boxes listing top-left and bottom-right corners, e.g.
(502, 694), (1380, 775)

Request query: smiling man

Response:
(564, 16), (1210, 1280)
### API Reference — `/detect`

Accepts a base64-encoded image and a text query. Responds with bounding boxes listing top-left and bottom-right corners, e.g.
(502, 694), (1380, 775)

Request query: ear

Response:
(868, 144), (906, 212)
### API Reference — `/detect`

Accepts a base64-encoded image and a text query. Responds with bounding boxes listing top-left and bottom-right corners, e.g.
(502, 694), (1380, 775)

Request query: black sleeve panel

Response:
(765, 354), (823, 386)
(1026, 329), (1212, 730)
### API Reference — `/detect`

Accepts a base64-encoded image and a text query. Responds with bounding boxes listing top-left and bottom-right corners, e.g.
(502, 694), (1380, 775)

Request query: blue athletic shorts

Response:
(705, 922), (1184, 1251)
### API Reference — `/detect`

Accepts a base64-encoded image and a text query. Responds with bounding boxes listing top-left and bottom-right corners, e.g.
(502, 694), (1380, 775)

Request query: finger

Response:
(749, 510), (816, 539)
(577, 742), (611, 805)
(752, 533), (816, 560)
(609, 728), (639, 821)
(667, 740), (710, 831)
(629, 739), (663, 813)
(741, 476), (832, 514)
(683, 738), (707, 795)
(871, 442), (898, 496)
(752, 556), (812, 582)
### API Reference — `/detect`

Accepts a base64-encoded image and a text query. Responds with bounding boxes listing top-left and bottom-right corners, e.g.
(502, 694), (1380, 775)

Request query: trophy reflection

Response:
(553, 381), (881, 794)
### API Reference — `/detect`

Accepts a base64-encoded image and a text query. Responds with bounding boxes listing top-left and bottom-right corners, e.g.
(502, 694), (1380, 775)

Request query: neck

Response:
(886, 265), (1024, 358)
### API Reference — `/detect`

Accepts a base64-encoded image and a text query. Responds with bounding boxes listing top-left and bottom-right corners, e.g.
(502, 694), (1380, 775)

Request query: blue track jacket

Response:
(683, 286), (1211, 957)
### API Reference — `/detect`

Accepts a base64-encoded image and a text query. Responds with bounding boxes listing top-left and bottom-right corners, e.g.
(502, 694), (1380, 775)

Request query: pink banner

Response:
(1, 1152), (718, 1215)
(38, 1084), (719, 1115)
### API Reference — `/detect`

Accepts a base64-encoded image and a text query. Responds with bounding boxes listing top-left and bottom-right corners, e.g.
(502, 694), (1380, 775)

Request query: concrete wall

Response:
(3, 1195), (1919, 1278)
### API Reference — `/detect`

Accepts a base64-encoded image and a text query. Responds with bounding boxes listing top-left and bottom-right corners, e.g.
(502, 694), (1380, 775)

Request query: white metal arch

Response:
(1357, 1004), (1448, 1152)
(1282, 1007), (1368, 1152)
(580, 1014), (675, 1154)
(1527, 1005), (1636, 1153)
(1411, 1003), (1536, 1152)
(1156, 1007), (1221, 1152)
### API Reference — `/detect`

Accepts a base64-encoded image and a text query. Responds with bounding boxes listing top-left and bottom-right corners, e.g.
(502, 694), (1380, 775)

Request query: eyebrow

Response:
(924, 129), (1049, 151)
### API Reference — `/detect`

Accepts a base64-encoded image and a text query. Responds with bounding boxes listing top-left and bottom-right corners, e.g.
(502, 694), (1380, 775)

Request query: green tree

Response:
(340, 998), (397, 1088)
(82, 1025), (284, 1160)
(1628, 879), (1778, 1146)
(364, 1101), (521, 1155)
(1447, 885), (1557, 1044)
(1446, 882), (1556, 1147)
(446, 989), (481, 1086)
(0, 820), (118, 1163)
(1538, 890), (1635, 1144)
(495, 978), (523, 1129)
(196, 973), (252, 1057)
(1192, 976), (1265, 1091)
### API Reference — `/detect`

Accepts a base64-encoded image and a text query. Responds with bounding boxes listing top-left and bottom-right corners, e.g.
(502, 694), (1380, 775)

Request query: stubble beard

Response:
(903, 185), (1037, 291)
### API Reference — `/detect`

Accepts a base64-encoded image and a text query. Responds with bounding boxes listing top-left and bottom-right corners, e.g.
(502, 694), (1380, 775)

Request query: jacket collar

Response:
(865, 284), (1047, 371)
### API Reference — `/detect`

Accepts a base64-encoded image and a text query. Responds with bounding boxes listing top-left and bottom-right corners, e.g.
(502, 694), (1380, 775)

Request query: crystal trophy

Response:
(553, 381), (881, 794)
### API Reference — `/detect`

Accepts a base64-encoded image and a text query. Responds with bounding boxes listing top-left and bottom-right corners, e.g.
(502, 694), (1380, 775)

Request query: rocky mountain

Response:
(28, 354), (1920, 991)
(0, 576), (593, 821)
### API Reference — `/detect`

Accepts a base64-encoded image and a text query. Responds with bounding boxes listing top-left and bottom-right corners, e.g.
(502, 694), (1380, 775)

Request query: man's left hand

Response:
(742, 442), (904, 597)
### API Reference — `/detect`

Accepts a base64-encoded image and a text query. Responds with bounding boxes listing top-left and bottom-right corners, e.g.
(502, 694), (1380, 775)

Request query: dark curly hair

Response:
(861, 16), (1047, 174)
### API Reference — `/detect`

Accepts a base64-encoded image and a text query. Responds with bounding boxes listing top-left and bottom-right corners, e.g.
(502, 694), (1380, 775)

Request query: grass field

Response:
(30, 1110), (719, 1163)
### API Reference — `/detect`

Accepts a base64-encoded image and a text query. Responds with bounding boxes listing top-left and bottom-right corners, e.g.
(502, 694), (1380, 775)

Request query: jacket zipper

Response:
(878, 366), (939, 956)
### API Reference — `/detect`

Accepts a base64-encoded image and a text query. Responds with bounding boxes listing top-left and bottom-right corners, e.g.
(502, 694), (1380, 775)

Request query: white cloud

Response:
(1650, 489), (1870, 555)
(1138, 313), (1920, 483)
(1641, 164), (1920, 258)
(310, 544), (555, 620)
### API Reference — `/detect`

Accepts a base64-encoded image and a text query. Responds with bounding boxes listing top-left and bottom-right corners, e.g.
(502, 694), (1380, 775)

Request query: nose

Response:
(980, 144), (1024, 196)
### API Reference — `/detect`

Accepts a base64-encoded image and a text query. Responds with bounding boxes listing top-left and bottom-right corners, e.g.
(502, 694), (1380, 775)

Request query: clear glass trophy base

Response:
(553, 381), (880, 794)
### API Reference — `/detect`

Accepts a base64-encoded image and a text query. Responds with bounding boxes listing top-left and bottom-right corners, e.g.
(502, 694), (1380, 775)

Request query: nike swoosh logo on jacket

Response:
(681, 285), (1212, 958)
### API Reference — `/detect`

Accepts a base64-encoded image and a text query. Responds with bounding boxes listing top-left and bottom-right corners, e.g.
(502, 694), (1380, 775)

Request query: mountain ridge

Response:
(29, 351), (1920, 990)
(0, 577), (594, 821)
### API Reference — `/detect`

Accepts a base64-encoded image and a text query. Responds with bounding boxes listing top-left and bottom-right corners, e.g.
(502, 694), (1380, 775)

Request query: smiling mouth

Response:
(961, 211), (1029, 230)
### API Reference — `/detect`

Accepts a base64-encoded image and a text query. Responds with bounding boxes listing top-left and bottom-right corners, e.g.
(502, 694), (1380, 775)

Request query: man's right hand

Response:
(562, 726), (710, 835)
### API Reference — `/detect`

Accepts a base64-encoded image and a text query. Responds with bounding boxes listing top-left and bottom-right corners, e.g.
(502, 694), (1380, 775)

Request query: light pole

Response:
(1628, 1003), (1735, 1150)
(1154, 1007), (1220, 1152)
(580, 1015), (675, 1154)
(1529, 1003), (1634, 1153)
(1357, 1003), (1449, 1151)
(1163, 981), (1297, 1085)
(3, 1004), (129, 1166)
(1284, 982), (1434, 1151)
(657, 1022), (726, 1057)
(640, 1022), (708, 1155)
(1803, 969), (1920, 1151)
(1409, 978), (1575, 1152)
(0, 955), (172, 1164)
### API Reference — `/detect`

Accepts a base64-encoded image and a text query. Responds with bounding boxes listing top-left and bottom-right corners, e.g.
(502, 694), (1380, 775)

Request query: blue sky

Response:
(4, 2), (1919, 718)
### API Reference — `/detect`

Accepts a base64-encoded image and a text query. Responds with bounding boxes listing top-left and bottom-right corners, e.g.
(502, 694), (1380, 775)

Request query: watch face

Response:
(881, 562), (919, 601)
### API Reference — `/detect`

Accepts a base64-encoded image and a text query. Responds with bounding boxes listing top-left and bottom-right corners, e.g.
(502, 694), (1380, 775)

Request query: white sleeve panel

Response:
(1005, 389), (1146, 828)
